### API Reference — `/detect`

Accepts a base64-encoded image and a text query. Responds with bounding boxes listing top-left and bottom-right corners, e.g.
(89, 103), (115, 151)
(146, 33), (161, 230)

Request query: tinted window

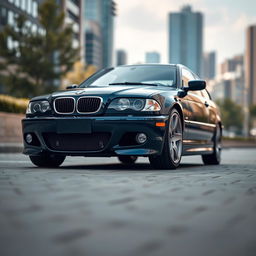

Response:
(80, 65), (176, 87)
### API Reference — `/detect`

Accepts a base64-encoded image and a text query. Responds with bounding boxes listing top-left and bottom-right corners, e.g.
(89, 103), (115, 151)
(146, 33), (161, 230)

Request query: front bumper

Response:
(22, 115), (168, 157)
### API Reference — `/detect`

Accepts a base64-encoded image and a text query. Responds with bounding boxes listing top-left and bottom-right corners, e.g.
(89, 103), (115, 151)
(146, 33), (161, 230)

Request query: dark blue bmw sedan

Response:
(22, 64), (222, 169)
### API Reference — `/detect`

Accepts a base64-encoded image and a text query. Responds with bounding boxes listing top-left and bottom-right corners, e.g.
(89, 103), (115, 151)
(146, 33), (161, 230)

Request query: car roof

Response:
(117, 64), (179, 68)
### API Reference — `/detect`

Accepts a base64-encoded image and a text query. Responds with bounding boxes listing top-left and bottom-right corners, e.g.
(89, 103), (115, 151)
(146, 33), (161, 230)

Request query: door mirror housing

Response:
(66, 84), (78, 90)
(186, 80), (206, 91)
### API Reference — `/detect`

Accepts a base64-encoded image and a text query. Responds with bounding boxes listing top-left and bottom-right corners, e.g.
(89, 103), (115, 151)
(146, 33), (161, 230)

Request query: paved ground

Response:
(0, 149), (256, 256)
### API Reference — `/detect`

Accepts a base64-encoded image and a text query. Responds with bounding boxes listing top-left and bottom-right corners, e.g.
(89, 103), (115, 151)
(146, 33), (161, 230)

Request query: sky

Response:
(114, 0), (256, 69)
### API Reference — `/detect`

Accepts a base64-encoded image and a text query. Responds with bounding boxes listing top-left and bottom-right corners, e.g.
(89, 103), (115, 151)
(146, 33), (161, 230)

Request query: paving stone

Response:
(0, 149), (255, 256)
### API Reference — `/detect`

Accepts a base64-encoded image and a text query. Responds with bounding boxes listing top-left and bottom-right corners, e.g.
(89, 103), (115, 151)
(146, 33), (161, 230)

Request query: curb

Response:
(0, 143), (23, 153)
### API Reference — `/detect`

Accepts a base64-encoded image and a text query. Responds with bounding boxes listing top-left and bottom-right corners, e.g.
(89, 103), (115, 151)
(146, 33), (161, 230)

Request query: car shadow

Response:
(59, 162), (205, 172)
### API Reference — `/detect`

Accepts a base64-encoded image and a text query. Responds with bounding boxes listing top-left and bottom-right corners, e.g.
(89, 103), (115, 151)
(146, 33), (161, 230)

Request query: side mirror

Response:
(186, 80), (206, 91)
(66, 84), (78, 90)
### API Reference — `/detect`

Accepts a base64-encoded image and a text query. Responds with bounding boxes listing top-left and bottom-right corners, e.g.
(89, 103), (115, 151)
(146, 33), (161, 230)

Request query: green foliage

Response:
(0, 0), (79, 98)
(216, 99), (243, 132)
(250, 105), (256, 118)
(0, 94), (28, 114)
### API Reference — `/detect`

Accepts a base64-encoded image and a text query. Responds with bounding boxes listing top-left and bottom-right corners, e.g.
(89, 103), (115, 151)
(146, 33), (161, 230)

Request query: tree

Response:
(216, 99), (243, 132)
(250, 105), (256, 118)
(0, 0), (79, 97)
(63, 61), (97, 87)
(0, 15), (39, 97)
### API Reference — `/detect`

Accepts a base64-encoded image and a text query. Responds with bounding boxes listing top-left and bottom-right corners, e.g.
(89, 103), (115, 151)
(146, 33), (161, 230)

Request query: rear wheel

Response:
(118, 156), (138, 165)
(202, 124), (221, 165)
(29, 154), (66, 168)
(149, 109), (183, 169)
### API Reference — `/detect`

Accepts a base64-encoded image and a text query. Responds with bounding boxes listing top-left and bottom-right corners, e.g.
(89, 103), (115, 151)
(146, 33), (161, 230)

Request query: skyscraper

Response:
(145, 51), (161, 63)
(101, 0), (116, 68)
(245, 25), (256, 106)
(168, 5), (203, 76)
(220, 55), (243, 75)
(116, 50), (127, 66)
(203, 51), (216, 80)
(57, 0), (84, 61)
(84, 0), (116, 69)
(0, 0), (43, 33)
(84, 0), (103, 68)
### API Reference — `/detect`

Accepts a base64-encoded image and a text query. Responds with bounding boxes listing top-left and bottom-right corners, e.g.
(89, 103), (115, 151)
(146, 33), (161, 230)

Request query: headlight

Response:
(108, 98), (161, 112)
(26, 100), (51, 114)
(115, 98), (131, 111)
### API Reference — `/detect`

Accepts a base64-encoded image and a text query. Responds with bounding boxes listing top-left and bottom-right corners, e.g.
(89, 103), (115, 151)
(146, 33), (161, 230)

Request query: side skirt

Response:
(182, 140), (214, 156)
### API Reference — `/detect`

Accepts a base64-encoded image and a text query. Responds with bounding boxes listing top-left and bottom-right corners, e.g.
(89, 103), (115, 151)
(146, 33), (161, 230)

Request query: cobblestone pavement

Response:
(0, 149), (256, 256)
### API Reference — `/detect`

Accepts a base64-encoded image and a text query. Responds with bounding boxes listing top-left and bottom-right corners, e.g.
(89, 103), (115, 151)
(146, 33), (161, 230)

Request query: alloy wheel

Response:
(169, 112), (183, 164)
(215, 126), (222, 161)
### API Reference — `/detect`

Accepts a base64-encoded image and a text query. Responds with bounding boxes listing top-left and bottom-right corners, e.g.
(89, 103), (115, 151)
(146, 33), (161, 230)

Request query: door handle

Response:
(204, 101), (209, 107)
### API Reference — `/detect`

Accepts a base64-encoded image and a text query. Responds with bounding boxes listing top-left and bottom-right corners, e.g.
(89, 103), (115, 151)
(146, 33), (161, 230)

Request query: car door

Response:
(200, 88), (216, 138)
(179, 68), (211, 144)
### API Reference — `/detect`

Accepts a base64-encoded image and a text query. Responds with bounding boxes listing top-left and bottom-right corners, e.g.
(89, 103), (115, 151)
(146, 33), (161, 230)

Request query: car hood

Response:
(51, 85), (174, 98)
(30, 85), (178, 104)
(29, 85), (179, 115)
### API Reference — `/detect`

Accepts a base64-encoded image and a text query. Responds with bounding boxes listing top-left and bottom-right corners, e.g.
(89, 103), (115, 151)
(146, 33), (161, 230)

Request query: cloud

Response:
(118, 3), (164, 32)
(114, 0), (256, 66)
(233, 14), (255, 31)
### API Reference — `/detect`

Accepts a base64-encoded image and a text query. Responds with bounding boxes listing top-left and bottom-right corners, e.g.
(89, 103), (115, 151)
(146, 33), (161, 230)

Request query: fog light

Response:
(136, 133), (147, 144)
(26, 133), (33, 144)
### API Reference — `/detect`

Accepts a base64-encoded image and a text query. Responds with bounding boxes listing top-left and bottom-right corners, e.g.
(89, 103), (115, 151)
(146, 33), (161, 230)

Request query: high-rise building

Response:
(220, 55), (243, 75)
(101, 0), (116, 68)
(84, 0), (103, 68)
(84, 0), (116, 69)
(57, 0), (84, 61)
(0, 0), (42, 33)
(210, 54), (245, 106)
(168, 5), (203, 76)
(203, 51), (216, 80)
(116, 50), (127, 66)
(145, 51), (161, 63)
(245, 25), (256, 106)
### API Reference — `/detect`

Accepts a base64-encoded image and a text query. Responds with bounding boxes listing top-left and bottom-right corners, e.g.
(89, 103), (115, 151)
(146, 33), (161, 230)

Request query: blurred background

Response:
(0, 0), (256, 147)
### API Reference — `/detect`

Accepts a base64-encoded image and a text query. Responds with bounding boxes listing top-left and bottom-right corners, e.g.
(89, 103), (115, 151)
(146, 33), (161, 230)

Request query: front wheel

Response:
(29, 154), (66, 168)
(202, 125), (221, 165)
(149, 109), (183, 169)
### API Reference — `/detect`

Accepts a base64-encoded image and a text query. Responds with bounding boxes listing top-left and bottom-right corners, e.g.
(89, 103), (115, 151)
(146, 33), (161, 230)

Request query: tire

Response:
(29, 154), (66, 168)
(118, 155), (138, 165)
(149, 109), (183, 169)
(202, 124), (221, 165)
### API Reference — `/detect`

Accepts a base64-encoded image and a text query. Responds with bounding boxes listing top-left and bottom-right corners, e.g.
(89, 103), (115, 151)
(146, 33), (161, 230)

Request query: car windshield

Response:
(79, 65), (177, 88)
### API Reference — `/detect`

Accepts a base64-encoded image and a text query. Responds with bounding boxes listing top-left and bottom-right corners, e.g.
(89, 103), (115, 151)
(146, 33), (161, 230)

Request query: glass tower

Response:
(84, 0), (116, 70)
(168, 5), (203, 76)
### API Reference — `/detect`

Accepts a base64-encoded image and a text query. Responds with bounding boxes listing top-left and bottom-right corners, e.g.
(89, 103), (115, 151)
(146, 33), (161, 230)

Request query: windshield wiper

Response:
(109, 82), (158, 86)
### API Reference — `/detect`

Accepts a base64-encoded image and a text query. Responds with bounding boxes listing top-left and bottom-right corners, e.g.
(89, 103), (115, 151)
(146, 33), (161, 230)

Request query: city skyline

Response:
(114, 0), (256, 67)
